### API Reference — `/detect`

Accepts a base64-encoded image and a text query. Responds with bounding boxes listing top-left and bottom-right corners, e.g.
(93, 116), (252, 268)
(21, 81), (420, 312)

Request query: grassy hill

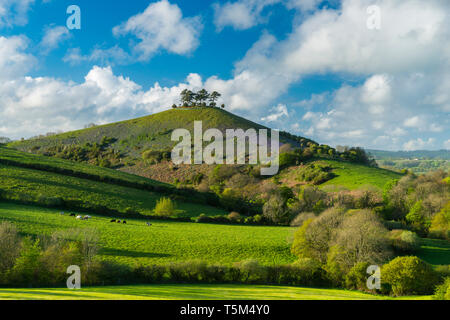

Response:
(7, 107), (401, 191)
(279, 159), (402, 190)
(9, 108), (309, 162)
(0, 146), (225, 219)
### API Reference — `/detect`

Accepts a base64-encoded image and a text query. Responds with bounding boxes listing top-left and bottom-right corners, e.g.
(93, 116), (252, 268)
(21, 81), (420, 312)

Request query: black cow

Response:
(70, 214), (76, 217)
(110, 219), (116, 223)
(123, 221), (127, 224)
(117, 220), (121, 223)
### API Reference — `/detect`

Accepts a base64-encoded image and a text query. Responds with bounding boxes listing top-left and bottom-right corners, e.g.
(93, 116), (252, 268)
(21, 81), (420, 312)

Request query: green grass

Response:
(0, 284), (431, 300)
(319, 160), (402, 190)
(0, 145), (168, 187)
(9, 108), (276, 159)
(0, 163), (225, 218)
(0, 202), (295, 266)
(417, 238), (450, 266)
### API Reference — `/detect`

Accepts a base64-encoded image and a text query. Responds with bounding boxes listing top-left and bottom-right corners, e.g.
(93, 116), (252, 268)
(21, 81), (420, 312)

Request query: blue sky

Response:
(0, 0), (448, 151)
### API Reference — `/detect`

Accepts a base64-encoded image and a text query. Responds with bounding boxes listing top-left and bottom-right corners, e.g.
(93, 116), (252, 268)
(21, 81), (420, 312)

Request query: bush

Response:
(382, 256), (440, 296)
(433, 277), (450, 300)
(233, 260), (267, 283)
(153, 197), (176, 217)
(263, 194), (292, 225)
(0, 222), (21, 274)
(227, 211), (241, 222)
(290, 212), (316, 227)
(344, 262), (371, 291)
(406, 201), (429, 234)
(389, 230), (421, 253)
(429, 202), (450, 240)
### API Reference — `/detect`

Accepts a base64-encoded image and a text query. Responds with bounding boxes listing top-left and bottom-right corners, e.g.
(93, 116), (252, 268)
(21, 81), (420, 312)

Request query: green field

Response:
(1, 202), (448, 268)
(0, 145), (167, 187)
(0, 202), (295, 266)
(319, 160), (402, 190)
(417, 238), (450, 266)
(0, 284), (431, 300)
(0, 163), (225, 219)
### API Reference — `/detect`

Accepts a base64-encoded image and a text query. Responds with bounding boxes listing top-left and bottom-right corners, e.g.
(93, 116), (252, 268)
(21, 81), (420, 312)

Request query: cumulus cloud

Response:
(204, 0), (450, 149)
(1, 0), (449, 151)
(63, 46), (131, 66)
(0, 34), (205, 139)
(40, 25), (71, 54)
(0, 35), (35, 79)
(0, 66), (204, 139)
(0, 0), (34, 28)
(261, 104), (289, 122)
(213, 0), (282, 31)
(113, 0), (202, 61)
(403, 138), (435, 151)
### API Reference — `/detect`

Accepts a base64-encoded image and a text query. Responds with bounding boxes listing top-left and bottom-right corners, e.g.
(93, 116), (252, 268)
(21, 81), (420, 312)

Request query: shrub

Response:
(433, 277), (450, 300)
(153, 197), (176, 217)
(406, 201), (429, 234)
(389, 230), (421, 253)
(228, 211), (241, 222)
(291, 207), (345, 264)
(382, 256), (440, 296)
(233, 260), (267, 283)
(344, 262), (371, 291)
(429, 202), (450, 240)
(0, 222), (21, 274)
(263, 194), (292, 225)
(290, 212), (316, 227)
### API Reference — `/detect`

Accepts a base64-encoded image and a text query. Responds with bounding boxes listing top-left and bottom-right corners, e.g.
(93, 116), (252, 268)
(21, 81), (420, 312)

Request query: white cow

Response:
(76, 215), (82, 220)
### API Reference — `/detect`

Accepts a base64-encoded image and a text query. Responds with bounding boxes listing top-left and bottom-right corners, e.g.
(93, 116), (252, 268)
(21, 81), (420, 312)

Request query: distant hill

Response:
(368, 149), (450, 160)
(368, 149), (449, 174)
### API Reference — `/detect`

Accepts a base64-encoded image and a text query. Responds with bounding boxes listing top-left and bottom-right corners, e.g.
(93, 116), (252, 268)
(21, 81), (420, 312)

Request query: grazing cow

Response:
(146, 222), (152, 227)
(76, 215), (82, 220)
(70, 213), (76, 217)
(82, 215), (90, 220)
(117, 220), (121, 223)
(123, 221), (127, 224)
(110, 219), (116, 223)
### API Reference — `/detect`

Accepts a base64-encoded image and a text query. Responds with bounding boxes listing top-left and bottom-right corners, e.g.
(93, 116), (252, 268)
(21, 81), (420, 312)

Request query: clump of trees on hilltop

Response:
(172, 89), (225, 109)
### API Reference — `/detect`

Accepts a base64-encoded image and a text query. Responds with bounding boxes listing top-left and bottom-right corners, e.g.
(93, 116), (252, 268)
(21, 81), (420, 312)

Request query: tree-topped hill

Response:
(173, 89), (224, 108)
(9, 107), (373, 170)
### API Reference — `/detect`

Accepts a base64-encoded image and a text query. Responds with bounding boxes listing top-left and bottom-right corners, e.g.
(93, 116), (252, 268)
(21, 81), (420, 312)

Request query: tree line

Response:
(173, 89), (225, 109)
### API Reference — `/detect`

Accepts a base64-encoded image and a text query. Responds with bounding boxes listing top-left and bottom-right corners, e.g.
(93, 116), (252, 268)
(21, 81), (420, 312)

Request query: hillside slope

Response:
(0, 146), (225, 218)
(10, 108), (313, 162)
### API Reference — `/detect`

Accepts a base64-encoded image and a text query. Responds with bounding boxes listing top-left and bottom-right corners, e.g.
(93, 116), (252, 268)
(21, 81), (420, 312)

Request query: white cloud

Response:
(63, 46), (131, 66)
(286, 0), (323, 11)
(261, 104), (288, 122)
(444, 140), (450, 150)
(0, 66), (204, 139)
(213, 0), (281, 31)
(403, 138), (435, 151)
(0, 0), (34, 28)
(203, 0), (450, 150)
(113, 0), (202, 61)
(0, 35), (35, 80)
(40, 26), (71, 54)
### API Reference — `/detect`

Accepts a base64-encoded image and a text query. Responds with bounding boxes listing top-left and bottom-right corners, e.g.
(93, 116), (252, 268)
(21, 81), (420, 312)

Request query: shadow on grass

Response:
(418, 238), (450, 265)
